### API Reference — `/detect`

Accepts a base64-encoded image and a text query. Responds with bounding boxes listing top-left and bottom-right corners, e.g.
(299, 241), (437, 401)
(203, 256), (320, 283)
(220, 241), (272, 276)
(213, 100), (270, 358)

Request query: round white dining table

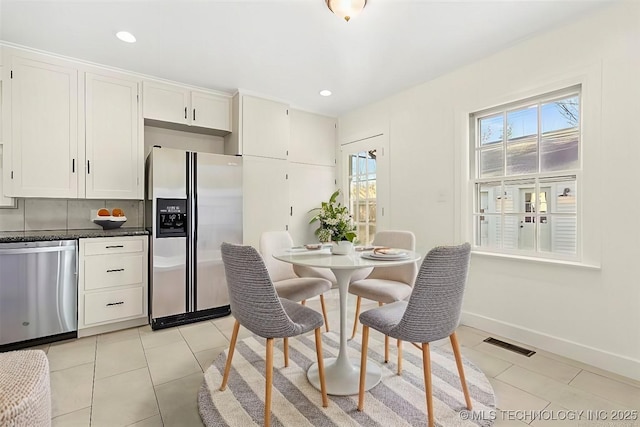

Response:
(274, 247), (421, 396)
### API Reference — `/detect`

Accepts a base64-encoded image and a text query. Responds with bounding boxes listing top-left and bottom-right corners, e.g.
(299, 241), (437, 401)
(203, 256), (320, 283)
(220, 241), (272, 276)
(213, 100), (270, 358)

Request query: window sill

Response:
(471, 250), (601, 270)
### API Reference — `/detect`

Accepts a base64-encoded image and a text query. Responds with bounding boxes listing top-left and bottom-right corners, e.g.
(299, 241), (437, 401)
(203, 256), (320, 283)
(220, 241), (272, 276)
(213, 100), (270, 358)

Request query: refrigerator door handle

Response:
(185, 151), (192, 312)
(192, 152), (198, 310)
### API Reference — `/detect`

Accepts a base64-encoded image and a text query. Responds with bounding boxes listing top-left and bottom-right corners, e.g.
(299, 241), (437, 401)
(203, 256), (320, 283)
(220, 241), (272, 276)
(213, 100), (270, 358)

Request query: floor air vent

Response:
(483, 337), (536, 357)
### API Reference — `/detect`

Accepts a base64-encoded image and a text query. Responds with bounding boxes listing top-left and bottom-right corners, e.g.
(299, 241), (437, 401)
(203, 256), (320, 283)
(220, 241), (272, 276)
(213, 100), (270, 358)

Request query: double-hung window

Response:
(471, 87), (581, 259)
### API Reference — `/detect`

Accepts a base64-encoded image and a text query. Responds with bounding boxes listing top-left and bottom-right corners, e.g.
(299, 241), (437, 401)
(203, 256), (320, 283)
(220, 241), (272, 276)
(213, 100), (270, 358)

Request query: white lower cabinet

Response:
(78, 235), (148, 335)
(84, 287), (144, 325)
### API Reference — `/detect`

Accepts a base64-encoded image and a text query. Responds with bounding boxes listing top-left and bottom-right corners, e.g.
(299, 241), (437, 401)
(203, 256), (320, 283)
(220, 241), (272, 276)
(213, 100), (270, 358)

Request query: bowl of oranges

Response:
(93, 208), (127, 230)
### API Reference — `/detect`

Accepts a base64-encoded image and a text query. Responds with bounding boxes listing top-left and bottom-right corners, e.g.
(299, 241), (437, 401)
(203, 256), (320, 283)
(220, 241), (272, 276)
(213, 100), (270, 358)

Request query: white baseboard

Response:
(461, 311), (640, 382)
(77, 317), (148, 338)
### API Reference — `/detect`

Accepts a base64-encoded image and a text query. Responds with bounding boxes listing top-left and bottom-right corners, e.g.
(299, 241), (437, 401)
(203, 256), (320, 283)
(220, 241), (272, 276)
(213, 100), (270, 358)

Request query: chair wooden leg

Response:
(319, 294), (330, 332)
(357, 325), (370, 411)
(220, 320), (240, 391)
(265, 338), (274, 427)
(422, 343), (434, 427)
(301, 300), (306, 306)
(314, 328), (328, 407)
(283, 337), (289, 367)
(384, 335), (390, 363)
(450, 332), (473, 410)
(350, 296), (362, 339)
(397, 339), (403, 375)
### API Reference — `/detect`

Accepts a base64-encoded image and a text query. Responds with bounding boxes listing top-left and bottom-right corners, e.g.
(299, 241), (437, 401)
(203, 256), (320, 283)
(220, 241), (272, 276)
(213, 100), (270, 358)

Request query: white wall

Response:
(338, 2), (640, 380)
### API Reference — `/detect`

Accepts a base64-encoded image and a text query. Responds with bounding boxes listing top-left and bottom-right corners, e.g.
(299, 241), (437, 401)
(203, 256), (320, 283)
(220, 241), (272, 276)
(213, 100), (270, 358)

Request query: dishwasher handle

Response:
(0, 246), (76, 255)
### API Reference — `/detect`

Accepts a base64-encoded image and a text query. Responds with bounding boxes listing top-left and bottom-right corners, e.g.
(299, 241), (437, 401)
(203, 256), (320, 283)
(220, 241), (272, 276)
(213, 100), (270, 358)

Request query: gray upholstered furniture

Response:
(357, 243), (472, 427)
(0, 350), (51, 426)
(219, 242), (328, 427)
(349, 230), (417, 361)
(259, 231), (333, 332)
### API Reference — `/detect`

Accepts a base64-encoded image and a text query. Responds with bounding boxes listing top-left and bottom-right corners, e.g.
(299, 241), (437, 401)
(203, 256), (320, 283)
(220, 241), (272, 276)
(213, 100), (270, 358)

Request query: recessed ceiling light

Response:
(319, 90), (332, 97)
(116, 31), (136, 43)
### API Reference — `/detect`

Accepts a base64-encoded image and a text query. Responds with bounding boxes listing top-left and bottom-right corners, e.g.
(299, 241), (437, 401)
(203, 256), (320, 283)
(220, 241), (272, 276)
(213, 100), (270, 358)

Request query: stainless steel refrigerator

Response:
(145, 146), (242, 330)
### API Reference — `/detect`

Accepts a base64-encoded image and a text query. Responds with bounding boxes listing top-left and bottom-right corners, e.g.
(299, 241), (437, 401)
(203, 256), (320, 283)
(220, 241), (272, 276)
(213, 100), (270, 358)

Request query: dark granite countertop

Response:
(0, 228), (149, 243)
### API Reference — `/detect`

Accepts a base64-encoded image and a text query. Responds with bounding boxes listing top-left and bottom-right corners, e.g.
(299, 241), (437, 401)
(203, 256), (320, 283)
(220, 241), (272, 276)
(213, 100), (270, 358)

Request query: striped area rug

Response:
(198, 331), (495, 426)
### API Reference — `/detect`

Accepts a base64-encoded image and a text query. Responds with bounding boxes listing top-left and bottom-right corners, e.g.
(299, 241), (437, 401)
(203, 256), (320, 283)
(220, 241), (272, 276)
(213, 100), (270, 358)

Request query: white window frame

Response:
(470, 86), (582, 261)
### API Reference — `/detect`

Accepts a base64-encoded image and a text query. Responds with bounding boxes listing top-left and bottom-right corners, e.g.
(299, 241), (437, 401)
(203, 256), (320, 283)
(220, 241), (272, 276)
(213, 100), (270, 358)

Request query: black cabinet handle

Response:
(106, 301), (124, 307)
(72, 159), (75, 173)
(184, 107), (187, 119)
(105, 245), (124, 249)
(106, 268), (125, 273)
(87, 160), (91, 174)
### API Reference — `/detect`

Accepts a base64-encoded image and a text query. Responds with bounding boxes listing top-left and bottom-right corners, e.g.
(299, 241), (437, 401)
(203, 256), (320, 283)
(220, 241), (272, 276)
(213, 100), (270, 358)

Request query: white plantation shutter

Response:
(553, 195), (577, 254)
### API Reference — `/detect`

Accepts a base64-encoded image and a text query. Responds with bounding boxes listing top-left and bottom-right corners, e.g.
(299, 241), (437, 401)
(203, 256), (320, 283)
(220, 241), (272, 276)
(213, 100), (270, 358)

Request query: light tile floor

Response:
(26, 289), (639, 426)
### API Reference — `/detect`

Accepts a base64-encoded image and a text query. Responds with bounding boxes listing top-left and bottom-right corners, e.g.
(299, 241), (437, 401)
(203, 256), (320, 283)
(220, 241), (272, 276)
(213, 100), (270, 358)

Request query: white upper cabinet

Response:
(190, 91), (231, 131)
(289, 109), (336, 167)
(85, 72), (141, 199)
(4, 49), (144, 199)
(143, 80), (231, 132)
(9, 56), (78, 198)
(142, 81), (189, 125)
(0, 64), (16, 207)
(240, 95), (289, 159)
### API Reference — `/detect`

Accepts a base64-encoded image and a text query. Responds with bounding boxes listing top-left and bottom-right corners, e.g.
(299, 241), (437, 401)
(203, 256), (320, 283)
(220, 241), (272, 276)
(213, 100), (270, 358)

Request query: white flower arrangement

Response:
(309, 190), (357, 243)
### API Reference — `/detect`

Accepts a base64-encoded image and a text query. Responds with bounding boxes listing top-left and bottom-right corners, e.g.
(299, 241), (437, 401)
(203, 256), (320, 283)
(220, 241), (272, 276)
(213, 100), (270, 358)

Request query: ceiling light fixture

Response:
(116, 31), (136, 43)
(326, 0), (367, 22)
(319, 90), (332, 97)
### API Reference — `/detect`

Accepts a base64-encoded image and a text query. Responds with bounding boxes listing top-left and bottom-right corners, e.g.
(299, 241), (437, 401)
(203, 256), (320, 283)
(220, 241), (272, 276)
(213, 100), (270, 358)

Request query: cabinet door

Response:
(85, 73), (141, 199)
(10, 57), (78, 197)
(191, 91), (231, 131)
(242, 156), (289, 248)
(288, 163), (335, 245)
(143, 81), (189, 125)
(289, 109), (336, 167)
(242, 95), (289, 159)
(0, 68), (15, 206)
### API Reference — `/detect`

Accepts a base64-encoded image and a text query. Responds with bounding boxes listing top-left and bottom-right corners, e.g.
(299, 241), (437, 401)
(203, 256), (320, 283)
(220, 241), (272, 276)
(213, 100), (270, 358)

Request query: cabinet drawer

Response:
(84, 254), (144, 290)
(84, 287), (144, 325)
(83, 238), (144, 256)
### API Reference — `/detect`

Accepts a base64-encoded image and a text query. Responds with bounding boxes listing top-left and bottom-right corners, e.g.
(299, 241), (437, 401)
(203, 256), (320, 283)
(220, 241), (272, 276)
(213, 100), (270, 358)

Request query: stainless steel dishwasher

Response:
(0, 240), (77, 350)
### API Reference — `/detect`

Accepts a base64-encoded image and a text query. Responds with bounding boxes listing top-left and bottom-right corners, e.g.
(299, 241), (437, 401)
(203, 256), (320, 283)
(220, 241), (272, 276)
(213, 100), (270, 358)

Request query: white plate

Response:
(361, 252), (410, 261)
(372, 249), (407, 256)
(286, 247), (308, 253)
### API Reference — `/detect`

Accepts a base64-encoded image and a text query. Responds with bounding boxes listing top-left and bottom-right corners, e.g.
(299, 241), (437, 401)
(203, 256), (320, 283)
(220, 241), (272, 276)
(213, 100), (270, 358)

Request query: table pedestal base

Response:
(307, 357), (381, 396)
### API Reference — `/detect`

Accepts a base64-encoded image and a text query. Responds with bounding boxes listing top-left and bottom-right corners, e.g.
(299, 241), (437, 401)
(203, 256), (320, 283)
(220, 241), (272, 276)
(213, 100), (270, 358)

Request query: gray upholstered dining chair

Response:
(349, 230), (417, 361)
(357, 243), (472, 427)
(259, 231), (333, 331)
(219, 242), (328, 427)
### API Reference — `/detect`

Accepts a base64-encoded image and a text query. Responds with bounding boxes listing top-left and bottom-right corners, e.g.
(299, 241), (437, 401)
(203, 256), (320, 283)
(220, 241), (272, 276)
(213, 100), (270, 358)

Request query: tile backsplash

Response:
(0, 198), (145, 231)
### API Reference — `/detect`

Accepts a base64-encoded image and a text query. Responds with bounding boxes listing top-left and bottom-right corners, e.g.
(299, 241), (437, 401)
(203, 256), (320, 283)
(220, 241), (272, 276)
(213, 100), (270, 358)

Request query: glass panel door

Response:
(342, 135), (388, 246)
(348, 150), (377, 245)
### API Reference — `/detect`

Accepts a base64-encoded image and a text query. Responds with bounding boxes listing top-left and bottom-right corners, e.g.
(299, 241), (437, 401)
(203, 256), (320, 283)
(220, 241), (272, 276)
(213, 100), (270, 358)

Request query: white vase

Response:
(332, 240), (353, 255)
